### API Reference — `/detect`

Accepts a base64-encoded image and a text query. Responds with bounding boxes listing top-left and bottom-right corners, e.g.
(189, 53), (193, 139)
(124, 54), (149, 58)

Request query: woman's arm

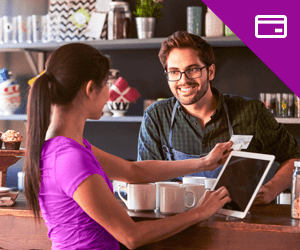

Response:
(91, 141), (233, 183)
(73, 174), (230, 249)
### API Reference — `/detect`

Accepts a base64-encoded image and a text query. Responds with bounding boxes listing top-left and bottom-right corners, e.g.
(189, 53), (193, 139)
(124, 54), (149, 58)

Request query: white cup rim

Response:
(128, 183), (155, 186)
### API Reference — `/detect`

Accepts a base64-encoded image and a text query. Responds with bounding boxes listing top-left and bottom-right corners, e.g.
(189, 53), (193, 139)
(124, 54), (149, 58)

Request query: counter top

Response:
(0, 192), (33, 217)
(1, 193), (300, 250)
(121, 200), (300, 234)
(3, 192), (300, 233)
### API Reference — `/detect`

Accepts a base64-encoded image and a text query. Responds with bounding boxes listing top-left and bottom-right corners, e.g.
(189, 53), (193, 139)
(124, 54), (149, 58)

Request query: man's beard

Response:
(176, 78), (209, 106)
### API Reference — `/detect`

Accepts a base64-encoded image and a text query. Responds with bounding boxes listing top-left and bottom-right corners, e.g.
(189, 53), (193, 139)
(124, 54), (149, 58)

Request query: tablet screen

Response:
(214, 156), (270, 212)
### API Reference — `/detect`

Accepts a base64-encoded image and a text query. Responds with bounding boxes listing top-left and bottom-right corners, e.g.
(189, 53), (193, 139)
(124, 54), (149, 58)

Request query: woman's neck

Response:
(45, 105), (87, 147)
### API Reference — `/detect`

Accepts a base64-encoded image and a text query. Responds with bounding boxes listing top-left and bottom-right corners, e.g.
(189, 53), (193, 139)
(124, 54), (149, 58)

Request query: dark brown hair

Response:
(158, 31), (215, 84)
(24, 43), (110, 220)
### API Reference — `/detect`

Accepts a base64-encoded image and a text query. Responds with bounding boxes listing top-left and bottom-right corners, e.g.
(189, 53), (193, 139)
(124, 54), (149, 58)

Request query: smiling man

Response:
(137, 31), (300, 205)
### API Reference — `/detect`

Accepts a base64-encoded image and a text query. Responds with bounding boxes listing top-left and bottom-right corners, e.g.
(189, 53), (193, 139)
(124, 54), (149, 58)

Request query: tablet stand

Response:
(226, 212), (251, 220)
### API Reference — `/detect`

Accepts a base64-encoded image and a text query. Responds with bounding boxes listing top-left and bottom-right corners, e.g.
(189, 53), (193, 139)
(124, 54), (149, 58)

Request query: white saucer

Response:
(0, 187), (10, 193)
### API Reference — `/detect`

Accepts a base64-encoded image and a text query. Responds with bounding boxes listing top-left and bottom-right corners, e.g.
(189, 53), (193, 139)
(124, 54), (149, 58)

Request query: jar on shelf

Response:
(292, 161), (300, 219)
(205, 8), (223, 37)
(108, 1), (131, 40)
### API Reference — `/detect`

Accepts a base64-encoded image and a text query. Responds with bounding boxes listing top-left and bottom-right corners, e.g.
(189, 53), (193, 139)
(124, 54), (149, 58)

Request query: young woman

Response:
(24, 43), (232, 250)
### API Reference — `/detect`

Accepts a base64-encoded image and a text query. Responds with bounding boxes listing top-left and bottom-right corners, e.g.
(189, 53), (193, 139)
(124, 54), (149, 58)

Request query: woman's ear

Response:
(85, 80), (96, 99)
(208, 64), (216, 81)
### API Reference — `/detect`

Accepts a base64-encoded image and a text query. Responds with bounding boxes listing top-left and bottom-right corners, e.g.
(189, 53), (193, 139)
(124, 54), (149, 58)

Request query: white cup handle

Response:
(185, 190), (196, 208)
(118, 185), (128, 207)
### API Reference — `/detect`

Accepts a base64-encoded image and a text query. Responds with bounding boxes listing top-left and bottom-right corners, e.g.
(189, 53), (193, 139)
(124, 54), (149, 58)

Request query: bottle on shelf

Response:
(292, 161), (300, 219)
(205, 8), (223, 37)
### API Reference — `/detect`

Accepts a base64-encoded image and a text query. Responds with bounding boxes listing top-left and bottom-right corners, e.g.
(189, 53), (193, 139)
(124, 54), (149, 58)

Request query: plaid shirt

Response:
(137, 88), (300, 163)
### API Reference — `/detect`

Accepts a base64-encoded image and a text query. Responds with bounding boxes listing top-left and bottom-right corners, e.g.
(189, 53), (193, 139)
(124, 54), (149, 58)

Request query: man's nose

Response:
(179, 72), (189, 82)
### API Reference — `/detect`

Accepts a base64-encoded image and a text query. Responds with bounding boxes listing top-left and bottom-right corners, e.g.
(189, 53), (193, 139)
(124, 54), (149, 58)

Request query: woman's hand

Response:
(195, 186), (231, 220)
(204, 141), (233, 171)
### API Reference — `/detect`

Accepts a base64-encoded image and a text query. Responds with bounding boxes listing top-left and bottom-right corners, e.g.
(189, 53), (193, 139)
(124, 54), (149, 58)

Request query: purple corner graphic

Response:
(201, 0), (299, 98)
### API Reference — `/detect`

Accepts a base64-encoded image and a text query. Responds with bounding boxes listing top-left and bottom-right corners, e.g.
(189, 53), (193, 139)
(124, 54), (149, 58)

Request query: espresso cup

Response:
(181, 183), (206, 209)
(155, 181), (180, 210)
(118, 183), (156, 211)
(160, 186), (196, 214)
(182, 176), (207, 185)
(205, 178), (217, 190)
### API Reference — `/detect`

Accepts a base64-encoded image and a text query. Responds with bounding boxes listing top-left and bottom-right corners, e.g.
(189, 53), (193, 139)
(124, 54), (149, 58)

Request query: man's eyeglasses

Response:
(164, 66), (207, 82)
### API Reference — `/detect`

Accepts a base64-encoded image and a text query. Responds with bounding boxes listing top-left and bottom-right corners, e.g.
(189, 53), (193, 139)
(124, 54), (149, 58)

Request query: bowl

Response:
(107, 101), (131, 117)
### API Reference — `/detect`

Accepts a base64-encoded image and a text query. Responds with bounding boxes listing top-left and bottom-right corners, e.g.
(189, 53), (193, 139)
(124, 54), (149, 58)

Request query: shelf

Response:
(275, 118), (300, 124)
(1, 115), (300, 124)
(90, 116), (143, 122)
(0, 36), (245, 52)
(0, 115), (143, 123)
(0, 149), (25, 157)
(0, 115), (27, 121)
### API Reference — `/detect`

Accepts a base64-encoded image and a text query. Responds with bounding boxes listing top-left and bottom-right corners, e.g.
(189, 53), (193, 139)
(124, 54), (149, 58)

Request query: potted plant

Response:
(133, 0), (164, 39)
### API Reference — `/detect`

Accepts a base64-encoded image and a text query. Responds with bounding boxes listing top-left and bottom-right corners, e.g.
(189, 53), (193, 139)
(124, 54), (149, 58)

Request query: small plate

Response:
(0, 187), (10, 193)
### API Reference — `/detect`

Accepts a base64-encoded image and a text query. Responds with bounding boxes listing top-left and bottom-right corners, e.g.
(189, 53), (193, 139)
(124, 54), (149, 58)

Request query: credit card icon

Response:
(255, 15), (287, 38)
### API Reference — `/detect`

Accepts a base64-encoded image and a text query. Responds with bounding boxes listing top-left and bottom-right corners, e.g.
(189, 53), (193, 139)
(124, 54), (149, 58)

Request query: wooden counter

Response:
(0, 192), (51, 250)
(120, 201), (300, 250)
(1, 193), (300, 250)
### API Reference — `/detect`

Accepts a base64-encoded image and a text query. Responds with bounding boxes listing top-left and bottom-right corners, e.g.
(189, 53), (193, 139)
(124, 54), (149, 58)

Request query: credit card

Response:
(230, 135), (253, 150)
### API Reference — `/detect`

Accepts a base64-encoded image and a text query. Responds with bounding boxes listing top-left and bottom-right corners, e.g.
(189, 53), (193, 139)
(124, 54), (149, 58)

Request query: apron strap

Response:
(168, 101), (179, 149)
(223, 102), (234, 137)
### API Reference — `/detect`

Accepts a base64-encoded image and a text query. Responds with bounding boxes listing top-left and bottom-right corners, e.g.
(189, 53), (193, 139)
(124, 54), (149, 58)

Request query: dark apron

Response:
(162, 100), (234, 180)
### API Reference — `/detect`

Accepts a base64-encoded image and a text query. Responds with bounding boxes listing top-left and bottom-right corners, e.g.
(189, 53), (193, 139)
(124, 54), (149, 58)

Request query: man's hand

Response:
(252, 185), (274, 205)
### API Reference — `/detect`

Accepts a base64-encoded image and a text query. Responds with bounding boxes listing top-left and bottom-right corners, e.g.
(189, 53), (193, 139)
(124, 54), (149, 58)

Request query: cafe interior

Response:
(0, 0), (299, 249)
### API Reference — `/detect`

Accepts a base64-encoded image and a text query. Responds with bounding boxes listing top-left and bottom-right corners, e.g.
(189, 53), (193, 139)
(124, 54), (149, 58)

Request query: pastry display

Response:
(1, 130), (23, 150)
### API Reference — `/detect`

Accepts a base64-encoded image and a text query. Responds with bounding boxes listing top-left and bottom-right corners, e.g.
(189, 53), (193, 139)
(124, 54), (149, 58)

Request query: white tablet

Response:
(212, 151), (275, 219)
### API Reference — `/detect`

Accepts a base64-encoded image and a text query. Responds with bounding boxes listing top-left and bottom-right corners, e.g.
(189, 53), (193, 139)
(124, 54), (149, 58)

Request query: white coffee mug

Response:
(155, 181), (179, 210)
(182, 176), (207, 185)
(205, 178), (217, 190)
(160, 186), (196, 214)
(181, 183), (206, 209)
(118, 183), (156, 211)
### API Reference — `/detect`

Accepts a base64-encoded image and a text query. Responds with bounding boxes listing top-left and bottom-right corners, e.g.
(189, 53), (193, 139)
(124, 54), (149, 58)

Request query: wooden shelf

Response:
(2, 115), (300, 124)
(275, 118), (300, 124)
(0, 149), (25, 157)
(0, 36), (245, 52)
(0, 115), (143, 123)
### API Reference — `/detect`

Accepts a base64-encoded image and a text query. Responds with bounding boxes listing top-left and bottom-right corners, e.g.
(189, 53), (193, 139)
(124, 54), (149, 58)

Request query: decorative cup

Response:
(0, 84), (21, 115)
(160, 185), (196, 214)
(118, 183), (156, 211)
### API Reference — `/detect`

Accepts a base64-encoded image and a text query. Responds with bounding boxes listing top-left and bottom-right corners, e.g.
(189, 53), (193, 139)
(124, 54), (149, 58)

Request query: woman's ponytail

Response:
(24, 73), (51, 220)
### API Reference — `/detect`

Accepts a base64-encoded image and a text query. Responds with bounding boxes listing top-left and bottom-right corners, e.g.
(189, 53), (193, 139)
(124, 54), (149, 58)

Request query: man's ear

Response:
(208, 64), (216, 81)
